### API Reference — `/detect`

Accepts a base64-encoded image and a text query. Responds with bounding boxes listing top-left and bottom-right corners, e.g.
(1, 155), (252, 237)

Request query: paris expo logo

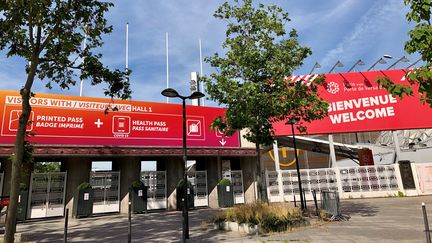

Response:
(326, 82), (340, 94)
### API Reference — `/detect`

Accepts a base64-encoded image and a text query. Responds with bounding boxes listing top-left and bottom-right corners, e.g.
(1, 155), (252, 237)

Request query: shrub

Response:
(177, 179), (192, 188)
(214, 202), (305, 232)
(130, 180), (145, 190)
(218, 178), (231, 186)
(77, 182), (92, 190)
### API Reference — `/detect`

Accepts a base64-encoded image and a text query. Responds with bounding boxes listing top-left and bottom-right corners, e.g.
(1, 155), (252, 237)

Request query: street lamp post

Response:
(328, 60), (344, 73)
(385, 55), (410, 70)
(287, 119), (305, 211)
(347, 59), (365, 72)
(161, 88), (205, 242)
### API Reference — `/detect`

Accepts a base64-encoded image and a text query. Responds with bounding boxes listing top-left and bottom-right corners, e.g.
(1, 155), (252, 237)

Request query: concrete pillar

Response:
(240, 156), (257, 204)
(61, 157), (92, 214)
(1, 158), (32, 196)
(112, 157), (141, 214)
(1, 159), (12, 195)
(206, 156), (220, 208)
(161, 156), (183, 210)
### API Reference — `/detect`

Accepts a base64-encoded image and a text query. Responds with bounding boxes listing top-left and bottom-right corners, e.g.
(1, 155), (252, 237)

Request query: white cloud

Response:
(319, 0), (408, 70)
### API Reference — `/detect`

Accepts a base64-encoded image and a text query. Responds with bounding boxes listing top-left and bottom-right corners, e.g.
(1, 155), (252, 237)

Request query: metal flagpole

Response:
(79, 30), (87, 96)
(199, 39), (204, 106)
(166, 32), (169, 103)
(126, 23), (129, 81)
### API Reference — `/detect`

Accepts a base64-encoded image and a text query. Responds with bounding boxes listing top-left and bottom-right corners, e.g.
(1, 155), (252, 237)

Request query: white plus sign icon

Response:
(94, 119), (104, 128)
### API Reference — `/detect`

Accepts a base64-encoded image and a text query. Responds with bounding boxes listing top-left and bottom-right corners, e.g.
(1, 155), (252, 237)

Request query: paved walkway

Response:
(12, 195), (432, 242)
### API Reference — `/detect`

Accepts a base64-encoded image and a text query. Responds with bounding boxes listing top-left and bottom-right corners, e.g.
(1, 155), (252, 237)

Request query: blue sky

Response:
(0, 0), (419, 106)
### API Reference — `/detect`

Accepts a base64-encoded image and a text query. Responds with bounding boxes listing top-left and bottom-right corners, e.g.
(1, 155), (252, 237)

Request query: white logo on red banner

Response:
(187, 120), (201, 136)
(326, 82), (340, 94)
(9, 110), (34, 131)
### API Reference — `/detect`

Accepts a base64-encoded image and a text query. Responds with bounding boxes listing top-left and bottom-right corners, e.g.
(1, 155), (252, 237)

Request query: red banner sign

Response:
(274, 69), (432, 135)
(0, 91), (240, 147)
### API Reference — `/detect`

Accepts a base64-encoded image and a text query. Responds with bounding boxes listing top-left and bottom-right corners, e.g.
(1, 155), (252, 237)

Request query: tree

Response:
(377, 0), (432, 105)
(0, 1), (131, 242)
(203, 0), (328, 201)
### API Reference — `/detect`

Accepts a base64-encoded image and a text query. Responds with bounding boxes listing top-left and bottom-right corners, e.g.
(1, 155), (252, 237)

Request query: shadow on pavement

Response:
(340, 200), (380, 217)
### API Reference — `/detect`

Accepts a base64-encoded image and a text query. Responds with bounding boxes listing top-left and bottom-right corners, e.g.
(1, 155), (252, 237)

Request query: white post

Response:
(273, 141), (284, 202)
(166, 32), (169, 103)
(125, 23), (129, 72)
(199, 39), (204, 106)
(334, 167), (344, 198)
(394, 164), (405, 194)
(328, 135), (337, 168)
(392, 130), (402, 162)
(125, 23), (129, 85)
(79, 31), (87, 96)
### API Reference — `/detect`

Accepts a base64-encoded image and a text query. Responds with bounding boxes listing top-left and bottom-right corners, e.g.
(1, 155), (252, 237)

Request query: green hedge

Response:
(214, 202), (306, 232)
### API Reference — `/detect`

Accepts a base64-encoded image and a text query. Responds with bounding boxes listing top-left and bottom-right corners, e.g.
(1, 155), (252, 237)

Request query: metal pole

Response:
(64, 208), (68, 243)
(182, 98), (189, 241)
(423, 202), (431, 243)
(128, 201), (131, 243)
(291, 123), (305, 211)
(312, 190), (319, 216)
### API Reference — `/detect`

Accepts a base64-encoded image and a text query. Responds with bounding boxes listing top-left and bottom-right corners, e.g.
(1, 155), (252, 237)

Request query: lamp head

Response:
(189, 91), (205, 100)
(400, 56), (410, 62)
(161, 88), (180, 98)
(286, 117), (299, 125)
(378, 58), (387, 64)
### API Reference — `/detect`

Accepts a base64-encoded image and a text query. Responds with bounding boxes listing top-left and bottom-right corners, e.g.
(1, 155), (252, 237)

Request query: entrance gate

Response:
(141, 171), (167, 210)
(223, 170), (245, 204)
(28, 172), (67, 219)
(187, 171), (208, 207)
(90, 171), (120, 214)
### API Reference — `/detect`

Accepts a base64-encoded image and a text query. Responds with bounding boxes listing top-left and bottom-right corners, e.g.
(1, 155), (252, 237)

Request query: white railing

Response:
(266, 164), (404, 202)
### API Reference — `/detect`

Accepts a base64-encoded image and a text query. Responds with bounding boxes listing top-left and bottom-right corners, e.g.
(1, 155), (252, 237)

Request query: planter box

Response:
(216, 221), (258, 235)
(17, 190), (28, 221)
(72, 188), (93, 218)
(217, 184), (234, 208)
(216, 219), (309, 235)
(176, 186), (194, 211)
(129, 187), (147, 214)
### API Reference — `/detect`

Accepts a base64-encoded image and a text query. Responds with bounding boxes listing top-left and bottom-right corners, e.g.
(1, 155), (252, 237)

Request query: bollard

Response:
(303, 190), (307, 210)
(312, 190), (319, 216)
(128, 201), (132, 243)
(64, 208), (69, 243)
(294, 194), (297, 207)
(422, 202), (431, 243)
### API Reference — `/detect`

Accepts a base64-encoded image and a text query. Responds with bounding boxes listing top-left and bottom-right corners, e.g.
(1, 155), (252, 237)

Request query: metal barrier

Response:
(321, 190), (348, 221)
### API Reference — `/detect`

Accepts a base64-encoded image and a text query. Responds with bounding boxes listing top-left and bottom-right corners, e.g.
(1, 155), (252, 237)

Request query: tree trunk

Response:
(255, 142), (262, 201)
(4, 61), (37, 243)
(255, 141), (268, 203)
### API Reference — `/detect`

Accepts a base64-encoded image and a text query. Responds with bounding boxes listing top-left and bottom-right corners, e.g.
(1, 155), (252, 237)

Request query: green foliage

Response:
(33, 162), (60, 173)
(203, 0), (328, 146)
(130, 180), (145, 190)
(77, 182), (92, 190)
(177, 179), (192, 188)
(18, 183), (28, 191)
(0, 0), (131, 99)
(398, 191), (405, 197)
(219, 178), (232, 186)
(377, 0), (432, 106)
(214, 202), (305, 232)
